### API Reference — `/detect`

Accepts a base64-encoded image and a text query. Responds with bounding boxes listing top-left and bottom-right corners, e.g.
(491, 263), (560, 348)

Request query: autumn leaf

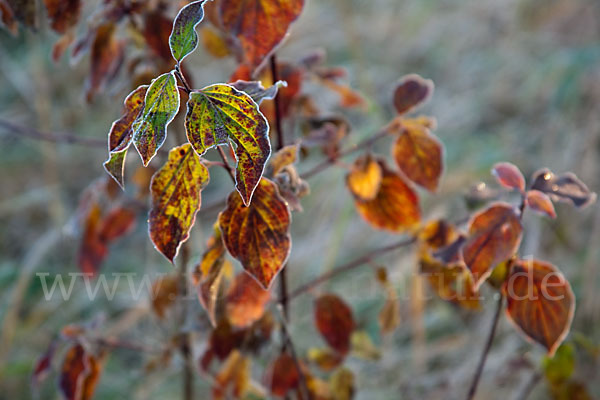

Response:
(329, 367), (355, 400)
(420, 253), (481, 310)
(218, 178), (291, 289)
(392, 123), (443, 192)
(185, 84), (270, 205)
(201, 26), (230, 58)
(266, 353), (301, 397)
(492, 162), (526, 193)
(0, 0), (18, 35)
(31, 340), (57, 388)
(59, 344), (102, 400)
(350, 331), (381, 360)
(393, 74), (434, 114)
(462, 203), (522, 289)
(314, 294), (355, 355)
(169, 0), (208, 63)
(149, 144), (209, 262)
(503, 259), (575, 356)
(526, 190), (557, 219)
(267, 143), (299, 176)
(103, 85), (148, 187)
(231, 79), (286, 105)
(193, 226), (226, 326)
(6, 0), (36, 29)
(219, 0), (305, 71)
(353, 160), (421, 232)
(151, 274), (179, 319)
(143, 10), (173, 63)
(530, 168), (596, 209)
(226, 272), (271, 328)
(133, 71), (180, 166)
(307, 348), (344, 372)
(213, 350), (250, 400)
(78, 203), (107, 276)
(346, 154), (382, 201)
(43, 0), (81, 34)
(98, 206), (136, 242)
(85, 23), (124, 101)
(379, 296), (401, 334)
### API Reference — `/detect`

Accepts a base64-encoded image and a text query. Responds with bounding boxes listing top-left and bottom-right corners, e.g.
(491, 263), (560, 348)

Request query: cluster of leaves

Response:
(14, 0), (598, 399)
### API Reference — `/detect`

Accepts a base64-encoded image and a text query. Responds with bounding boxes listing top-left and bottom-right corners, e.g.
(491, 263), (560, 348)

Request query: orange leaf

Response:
(219, 178), (291, 289)
(420, 254), (481, 310)
(59, 344), (102, 400)
(98, 206), (136, 242)
(193, 227), (226, 326)
(503, 259), (575, 356)
(219, 0), (305, 71)
(346, 154), (382, 201)
(213, 350), (250, 400)
(526, 190), (557, 219)
(353, 161), (420, 232)
(266, 353), (300, 397)
(462, 203), (522, 289)
(314, 294), (355, 355)
(492, 162), (526, 193)
(226, 272), (271, 328)
(268, 143), (299, 176)
(151, 275), (179, 319)
(78, 203), (108, 276)
(392, 123), (443, 191)
(149, 144), (209, 262)
(393, 74), (434, 115)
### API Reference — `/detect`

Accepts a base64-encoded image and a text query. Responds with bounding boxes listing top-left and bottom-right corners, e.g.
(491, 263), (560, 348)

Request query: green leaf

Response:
(133, 71), (180, 166)
(169, 0), (208, 63)
(185, 84), (270, 206)
(103, 84), (148, 187)
(149, 144), (209, 262)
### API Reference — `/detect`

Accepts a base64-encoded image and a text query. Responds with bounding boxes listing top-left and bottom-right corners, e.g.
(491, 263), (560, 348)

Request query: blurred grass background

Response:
(0, 0), (599, 398)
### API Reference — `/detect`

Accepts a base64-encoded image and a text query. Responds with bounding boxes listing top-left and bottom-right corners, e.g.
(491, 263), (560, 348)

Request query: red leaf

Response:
(393, 74), (434, 114)
(462, 203), (522, 289)
(43, 0), (81, 34)
(266, 353), (300, 397)
(504, 259), (575, 356)
(85, 23), (124, 101)
(526, 190), (557, 219)
(492, 162), (525, 193)
(314, 294), (355, 355)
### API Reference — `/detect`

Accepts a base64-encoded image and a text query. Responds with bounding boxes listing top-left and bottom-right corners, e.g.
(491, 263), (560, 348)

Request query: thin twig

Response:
(287, 237), (416, 301)
(270, 54), (290, 325)
(0, 118), (106, 147)
(275, 306), (311, 400)
(466, 293), (504, 400)
(178, 244), (193, 400)
(300, 129), (389, 180)
(216, 146), (236, 183)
